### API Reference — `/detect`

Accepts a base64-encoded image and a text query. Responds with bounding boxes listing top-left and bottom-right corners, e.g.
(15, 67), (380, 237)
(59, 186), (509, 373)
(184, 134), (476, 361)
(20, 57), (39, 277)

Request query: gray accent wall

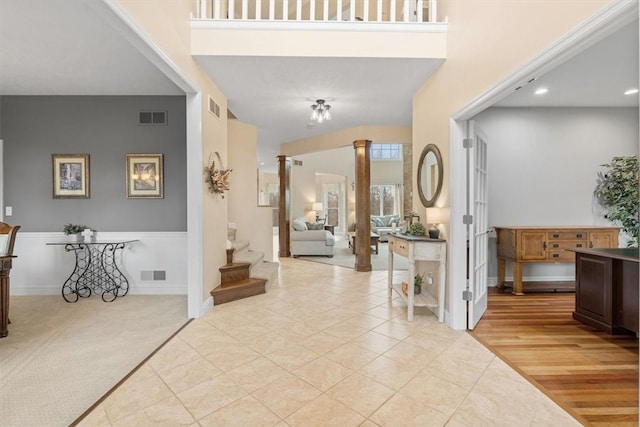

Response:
(0, 96), (187, 232)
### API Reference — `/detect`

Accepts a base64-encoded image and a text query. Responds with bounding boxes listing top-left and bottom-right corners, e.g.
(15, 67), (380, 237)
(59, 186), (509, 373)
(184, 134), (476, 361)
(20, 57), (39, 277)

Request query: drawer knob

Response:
(553, 243), (559, 248)
(576, 233), (583, 238)
(552, 253), (559, 258)
(576, 243), (583, 248)
(552, 233), (559, 238)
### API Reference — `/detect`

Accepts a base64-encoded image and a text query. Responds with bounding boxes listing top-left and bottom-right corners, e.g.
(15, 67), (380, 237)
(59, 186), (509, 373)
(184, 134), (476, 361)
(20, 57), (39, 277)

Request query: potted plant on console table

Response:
(63, 224), (87, 242)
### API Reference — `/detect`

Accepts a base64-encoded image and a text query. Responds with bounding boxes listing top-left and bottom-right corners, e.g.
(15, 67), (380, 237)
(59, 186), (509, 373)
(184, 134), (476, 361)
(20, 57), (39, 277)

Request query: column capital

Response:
(353, 140), (372, 149)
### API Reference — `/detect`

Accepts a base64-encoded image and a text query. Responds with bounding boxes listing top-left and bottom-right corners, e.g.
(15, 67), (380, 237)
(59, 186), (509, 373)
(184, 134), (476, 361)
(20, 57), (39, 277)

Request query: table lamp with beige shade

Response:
(312, 202), (324, 223)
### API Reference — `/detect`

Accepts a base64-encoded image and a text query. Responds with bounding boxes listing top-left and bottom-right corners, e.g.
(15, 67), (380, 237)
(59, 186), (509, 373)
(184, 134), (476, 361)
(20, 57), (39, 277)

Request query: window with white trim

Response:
(370, 184), (397, 216)
(370, 143), (402, 161)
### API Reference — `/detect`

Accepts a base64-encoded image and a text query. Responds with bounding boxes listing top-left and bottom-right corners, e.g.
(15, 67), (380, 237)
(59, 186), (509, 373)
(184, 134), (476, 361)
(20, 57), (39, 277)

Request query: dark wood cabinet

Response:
(572, 248), (639, 335)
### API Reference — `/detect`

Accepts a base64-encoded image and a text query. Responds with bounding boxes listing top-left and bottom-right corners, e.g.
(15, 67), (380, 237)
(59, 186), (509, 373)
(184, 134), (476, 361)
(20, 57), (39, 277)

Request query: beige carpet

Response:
(298, 237), (409, 270)
(0, 294), (187, 426)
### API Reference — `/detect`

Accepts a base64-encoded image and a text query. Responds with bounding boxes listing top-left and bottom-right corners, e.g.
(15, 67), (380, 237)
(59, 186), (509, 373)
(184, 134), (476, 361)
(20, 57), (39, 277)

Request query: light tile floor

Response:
(79, 258), (580, 426)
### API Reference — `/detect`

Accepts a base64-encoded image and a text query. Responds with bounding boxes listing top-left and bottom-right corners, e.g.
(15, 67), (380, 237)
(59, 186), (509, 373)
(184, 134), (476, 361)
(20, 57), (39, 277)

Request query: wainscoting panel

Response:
(10, 232), (188, 295)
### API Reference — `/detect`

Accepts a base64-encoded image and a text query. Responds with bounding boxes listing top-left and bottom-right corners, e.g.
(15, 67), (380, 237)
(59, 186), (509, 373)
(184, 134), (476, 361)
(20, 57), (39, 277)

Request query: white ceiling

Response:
(194, 55), (444, 168)
(0, 0), (183, 96)
(494, 19), (638, 108)
(0, 1), (637, 171)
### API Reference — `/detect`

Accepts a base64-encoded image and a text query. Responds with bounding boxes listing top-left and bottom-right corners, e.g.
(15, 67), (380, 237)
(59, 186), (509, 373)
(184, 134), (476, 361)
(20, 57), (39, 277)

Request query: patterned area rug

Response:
(0, 295), (187, 426)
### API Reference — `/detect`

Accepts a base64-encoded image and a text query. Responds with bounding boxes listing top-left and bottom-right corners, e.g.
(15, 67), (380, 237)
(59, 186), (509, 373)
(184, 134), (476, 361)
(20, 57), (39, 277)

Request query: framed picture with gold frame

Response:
(52, 154), (90, 199)
(125, 153), (164, 198)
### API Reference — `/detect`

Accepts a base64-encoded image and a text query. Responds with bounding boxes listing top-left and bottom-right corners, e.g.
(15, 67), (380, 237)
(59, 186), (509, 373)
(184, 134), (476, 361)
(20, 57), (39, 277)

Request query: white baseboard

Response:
(201, 296), (213, 315)
(488, 275), (574, 285)
(11, 285), (187, 298)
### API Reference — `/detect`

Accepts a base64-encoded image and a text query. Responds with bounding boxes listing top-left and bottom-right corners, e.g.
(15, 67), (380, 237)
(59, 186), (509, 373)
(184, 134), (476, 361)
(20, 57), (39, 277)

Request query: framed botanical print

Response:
(126, 153), (164, 198)
(52, 154), (90, 199)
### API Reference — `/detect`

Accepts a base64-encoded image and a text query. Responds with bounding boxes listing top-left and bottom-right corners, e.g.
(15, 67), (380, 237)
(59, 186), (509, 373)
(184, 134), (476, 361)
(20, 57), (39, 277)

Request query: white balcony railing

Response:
(194, 0), (440, 23)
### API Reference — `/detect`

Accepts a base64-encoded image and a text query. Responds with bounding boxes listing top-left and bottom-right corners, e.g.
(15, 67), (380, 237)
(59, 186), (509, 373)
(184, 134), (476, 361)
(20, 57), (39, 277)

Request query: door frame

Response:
(446, 1), (637, 330)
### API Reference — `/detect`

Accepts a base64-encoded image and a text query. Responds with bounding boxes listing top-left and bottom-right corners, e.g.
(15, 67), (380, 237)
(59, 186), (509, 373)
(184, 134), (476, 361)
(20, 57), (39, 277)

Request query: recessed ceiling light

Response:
(259, 162), (265, 166)
(624, 88), (639, 95)
(534, 88), (548, 95)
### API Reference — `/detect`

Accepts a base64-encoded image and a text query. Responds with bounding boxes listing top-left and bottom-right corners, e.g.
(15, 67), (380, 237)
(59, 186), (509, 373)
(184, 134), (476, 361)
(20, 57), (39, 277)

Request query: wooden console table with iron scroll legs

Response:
(0, 256), (15, 338)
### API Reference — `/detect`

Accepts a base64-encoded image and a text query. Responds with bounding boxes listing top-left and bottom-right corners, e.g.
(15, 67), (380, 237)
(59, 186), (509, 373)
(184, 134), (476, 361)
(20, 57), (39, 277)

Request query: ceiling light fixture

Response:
(310, 99), (332, 124)
(534, 88), (548, 95)
(624, 88), (639, 95)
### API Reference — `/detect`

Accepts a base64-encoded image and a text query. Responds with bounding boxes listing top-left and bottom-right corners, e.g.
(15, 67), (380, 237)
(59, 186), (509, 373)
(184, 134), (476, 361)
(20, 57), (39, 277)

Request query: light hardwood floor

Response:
(470, 287), (639, 427)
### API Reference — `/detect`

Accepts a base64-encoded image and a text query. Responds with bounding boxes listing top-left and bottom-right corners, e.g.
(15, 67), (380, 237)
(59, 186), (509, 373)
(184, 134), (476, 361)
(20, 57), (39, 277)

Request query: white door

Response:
(466, 121), (489, 329)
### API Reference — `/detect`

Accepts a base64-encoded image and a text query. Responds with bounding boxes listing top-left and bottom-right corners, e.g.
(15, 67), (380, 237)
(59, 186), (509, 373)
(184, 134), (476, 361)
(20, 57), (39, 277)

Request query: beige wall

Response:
(228, 120), (274, 261)
(282, 125), (411, 156)
(118, 0), (230, 302)
(371, 160), (403, 185)
(191, 28), (446, 58)
(291, 146), (355, 223)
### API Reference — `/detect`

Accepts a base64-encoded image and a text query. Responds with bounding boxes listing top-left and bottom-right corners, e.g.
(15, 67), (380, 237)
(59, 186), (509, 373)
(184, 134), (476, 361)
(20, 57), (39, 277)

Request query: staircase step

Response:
(210, 278), (267, 305)
(234, 250), (264, 268)
(220, 262), (250, 283)
(250, 261), (279, 291)
(232, 240), (250, 253)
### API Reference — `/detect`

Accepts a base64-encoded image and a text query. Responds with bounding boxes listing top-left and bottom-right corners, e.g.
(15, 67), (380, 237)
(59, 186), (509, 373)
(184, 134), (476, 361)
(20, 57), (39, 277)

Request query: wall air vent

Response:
(294, 160), (303, 166)
(141, 270), (167, 281)
(208, 96), (221, 118)
(139, 111), (167, 125)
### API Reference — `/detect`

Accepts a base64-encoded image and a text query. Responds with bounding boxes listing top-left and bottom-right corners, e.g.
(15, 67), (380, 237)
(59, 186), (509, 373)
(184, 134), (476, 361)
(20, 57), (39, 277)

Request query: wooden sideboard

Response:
(495, 226), (620, 295)
(387, 233), (446, 322)
(571, 248), (639, 334)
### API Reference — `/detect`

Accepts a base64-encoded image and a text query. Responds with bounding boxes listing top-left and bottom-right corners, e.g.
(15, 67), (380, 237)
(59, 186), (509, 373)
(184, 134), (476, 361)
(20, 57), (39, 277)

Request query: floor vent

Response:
(294, 159), (303, 166)
(209, 96), (221, 118)
(139, 111), (167, 125)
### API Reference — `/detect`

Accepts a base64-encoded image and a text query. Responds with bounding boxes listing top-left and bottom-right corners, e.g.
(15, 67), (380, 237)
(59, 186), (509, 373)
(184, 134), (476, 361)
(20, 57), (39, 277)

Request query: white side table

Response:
(387, 233), (447, 322)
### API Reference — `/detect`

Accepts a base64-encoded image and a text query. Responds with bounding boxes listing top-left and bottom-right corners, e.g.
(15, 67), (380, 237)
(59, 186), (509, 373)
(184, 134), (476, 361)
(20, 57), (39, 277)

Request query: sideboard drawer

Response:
(547, 250), (575, 262)
(548, 231), (587, 240)
(548, 240), (588, 250)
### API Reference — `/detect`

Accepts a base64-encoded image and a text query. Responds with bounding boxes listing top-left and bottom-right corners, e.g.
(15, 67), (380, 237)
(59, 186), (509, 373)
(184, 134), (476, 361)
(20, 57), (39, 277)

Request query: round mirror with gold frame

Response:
(417, 144), (443, 207)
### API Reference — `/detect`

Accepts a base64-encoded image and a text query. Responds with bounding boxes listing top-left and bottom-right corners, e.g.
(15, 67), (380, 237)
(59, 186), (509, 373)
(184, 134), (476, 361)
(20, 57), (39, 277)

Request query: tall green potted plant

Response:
(593, 156), (639, 247)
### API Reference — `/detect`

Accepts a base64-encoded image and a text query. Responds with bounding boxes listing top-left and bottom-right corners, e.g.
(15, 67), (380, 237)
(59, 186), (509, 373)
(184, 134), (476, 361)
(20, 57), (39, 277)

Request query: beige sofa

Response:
(290, 217), (335, 257)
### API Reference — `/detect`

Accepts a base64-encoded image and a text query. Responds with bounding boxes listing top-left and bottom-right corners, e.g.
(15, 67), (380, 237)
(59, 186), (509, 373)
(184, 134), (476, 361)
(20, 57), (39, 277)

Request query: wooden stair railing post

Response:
(353, 139), (372, 272)
(277, 155), (291, 257)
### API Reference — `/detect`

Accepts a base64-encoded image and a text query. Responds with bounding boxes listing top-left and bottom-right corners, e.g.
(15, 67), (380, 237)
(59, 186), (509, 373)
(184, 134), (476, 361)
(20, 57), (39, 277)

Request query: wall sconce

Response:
(312, 202), (324, 222)
(426, 207), (449, 239)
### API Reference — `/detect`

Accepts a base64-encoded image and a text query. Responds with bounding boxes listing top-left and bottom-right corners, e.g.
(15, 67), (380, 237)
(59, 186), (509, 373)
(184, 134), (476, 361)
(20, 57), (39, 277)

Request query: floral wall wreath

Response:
(205, 152), (232, 198)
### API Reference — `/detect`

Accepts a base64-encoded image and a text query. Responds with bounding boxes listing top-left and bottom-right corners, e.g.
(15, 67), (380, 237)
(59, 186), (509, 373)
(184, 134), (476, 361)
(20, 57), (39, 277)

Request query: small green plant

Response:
(414, 273), (424, 287)
(593, 156), (639, 247)
(408, 222), (426, 236)
(63, 224), (86, 235)
(414, 273), (424, 294)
